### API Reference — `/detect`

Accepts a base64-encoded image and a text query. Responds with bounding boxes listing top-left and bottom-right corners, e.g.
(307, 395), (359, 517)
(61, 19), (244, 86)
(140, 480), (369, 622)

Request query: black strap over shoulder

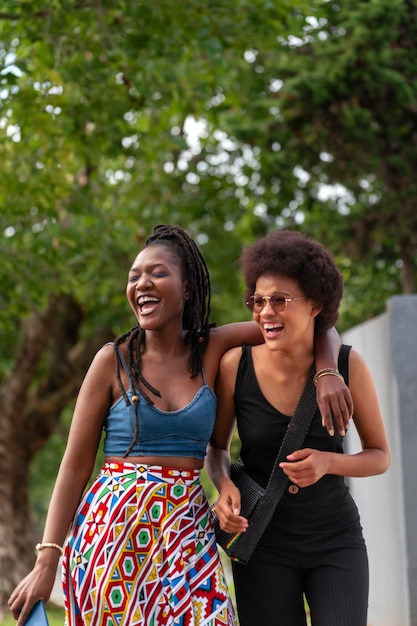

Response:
(227, 365), (317, 564)
(338, 344), (352, 385)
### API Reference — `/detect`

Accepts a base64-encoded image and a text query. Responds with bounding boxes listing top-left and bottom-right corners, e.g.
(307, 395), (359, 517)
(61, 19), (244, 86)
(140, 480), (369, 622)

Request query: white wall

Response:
(343, 307), (411, 626)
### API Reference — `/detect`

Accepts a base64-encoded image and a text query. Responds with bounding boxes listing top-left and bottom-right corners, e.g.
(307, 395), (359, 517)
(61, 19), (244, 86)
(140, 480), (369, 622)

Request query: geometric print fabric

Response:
(62, 462), (236, 625)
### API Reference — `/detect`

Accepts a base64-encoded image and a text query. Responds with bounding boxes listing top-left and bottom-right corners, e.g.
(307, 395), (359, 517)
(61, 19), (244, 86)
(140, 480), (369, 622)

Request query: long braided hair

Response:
(113, 224), (212, 456)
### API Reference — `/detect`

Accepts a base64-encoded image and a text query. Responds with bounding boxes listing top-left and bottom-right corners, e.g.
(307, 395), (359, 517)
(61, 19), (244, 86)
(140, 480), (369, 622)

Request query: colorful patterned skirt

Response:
(62, 462), (236, 626)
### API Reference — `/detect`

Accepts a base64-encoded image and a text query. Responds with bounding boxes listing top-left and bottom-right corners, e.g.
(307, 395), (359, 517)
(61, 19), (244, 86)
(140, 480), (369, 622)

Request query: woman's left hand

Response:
(279, 448), (330, 488)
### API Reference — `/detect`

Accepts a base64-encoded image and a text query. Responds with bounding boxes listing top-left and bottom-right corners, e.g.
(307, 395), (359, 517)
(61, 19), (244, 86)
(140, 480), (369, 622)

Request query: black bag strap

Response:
(338, 344), (351, 385)
(263, 365), (317, 503)
(230, 365), (318, 563)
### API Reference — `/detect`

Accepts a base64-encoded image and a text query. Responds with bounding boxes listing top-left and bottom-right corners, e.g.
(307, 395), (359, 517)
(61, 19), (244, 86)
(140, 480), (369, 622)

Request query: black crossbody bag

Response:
(212, 365), (318, 565)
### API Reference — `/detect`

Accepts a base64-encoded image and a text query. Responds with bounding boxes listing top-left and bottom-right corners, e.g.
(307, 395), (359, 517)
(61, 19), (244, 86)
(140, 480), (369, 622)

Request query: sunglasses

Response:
(245, 294), (306, 313)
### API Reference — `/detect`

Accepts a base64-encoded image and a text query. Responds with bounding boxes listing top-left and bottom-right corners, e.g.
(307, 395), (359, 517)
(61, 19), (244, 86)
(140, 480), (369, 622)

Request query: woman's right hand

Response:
(213, 482), (249, 534)
(8, 556), (59, 625)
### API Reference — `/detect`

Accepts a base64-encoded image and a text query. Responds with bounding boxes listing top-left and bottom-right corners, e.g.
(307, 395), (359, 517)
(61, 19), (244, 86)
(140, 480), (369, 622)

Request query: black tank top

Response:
(235, 345), (353, 495)
(234, 344), (362, 541)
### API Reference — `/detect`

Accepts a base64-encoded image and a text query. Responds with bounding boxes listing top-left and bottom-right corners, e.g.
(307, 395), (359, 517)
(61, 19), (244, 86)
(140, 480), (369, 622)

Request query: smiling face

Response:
(126, 243), (188, 332)
(252, 274), (321, 351)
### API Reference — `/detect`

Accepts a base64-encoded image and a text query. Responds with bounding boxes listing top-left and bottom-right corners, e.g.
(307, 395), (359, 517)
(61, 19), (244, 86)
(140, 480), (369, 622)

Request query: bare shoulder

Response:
(81, 342), (116, 387)
(347, 347), (369, 374)
(215, 346), (242, 397)
(89, 341), (115, 369)
(219, 346), (242, 375)
(347, 347), (376, 391)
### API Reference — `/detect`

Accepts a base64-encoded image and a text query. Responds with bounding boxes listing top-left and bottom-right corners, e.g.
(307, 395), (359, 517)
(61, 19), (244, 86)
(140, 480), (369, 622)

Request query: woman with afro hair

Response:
(207, 230), (390, 626)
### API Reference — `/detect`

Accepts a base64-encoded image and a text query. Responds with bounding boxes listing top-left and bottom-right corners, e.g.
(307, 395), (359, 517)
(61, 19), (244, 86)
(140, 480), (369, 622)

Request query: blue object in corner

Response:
(24, 600), (49, 626)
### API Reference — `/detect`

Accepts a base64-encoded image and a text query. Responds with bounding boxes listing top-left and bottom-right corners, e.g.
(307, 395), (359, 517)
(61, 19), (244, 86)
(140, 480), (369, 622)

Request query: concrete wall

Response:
(342, 295), (417, 626)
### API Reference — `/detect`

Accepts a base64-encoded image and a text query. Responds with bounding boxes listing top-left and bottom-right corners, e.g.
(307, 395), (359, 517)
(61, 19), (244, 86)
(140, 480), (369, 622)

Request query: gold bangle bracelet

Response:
(313, 368), (344, 386)
(35, 542), (64, 556)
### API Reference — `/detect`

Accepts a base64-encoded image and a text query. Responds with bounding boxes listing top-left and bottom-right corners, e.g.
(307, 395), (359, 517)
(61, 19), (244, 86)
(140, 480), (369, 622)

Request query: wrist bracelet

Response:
(313, 368), (344, 386)
(36, 542), (64, 556)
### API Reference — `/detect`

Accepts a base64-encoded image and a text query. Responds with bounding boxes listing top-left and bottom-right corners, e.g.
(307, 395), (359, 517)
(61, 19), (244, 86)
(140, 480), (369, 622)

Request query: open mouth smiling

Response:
(137, 295), (160, 312)
(263, 323), (284, 335)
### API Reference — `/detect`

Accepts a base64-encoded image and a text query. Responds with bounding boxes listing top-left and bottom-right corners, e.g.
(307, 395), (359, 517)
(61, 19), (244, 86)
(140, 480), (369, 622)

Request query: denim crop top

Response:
(103, 346), (216, 459)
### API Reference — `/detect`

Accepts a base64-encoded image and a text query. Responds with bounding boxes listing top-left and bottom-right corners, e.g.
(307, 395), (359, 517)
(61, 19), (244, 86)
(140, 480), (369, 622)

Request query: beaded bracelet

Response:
(35, 542), (64, 556)
(313, 368), (344, 386)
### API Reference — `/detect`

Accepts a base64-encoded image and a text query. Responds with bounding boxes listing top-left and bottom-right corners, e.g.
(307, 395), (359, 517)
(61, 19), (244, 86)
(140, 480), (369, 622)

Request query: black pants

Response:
(232, 533), (369, 626)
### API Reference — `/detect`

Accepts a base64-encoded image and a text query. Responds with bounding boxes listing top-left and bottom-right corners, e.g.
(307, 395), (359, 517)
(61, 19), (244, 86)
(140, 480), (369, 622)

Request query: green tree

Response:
(1, 0), (414, 615)
(0, 0), (301, 614)
(218, 0), (416, 325)
(284, 0), (417, 294)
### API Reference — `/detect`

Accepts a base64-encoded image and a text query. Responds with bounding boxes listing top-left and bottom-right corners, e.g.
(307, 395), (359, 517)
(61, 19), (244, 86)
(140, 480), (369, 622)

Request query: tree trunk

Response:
(0, 437), (34, 620)
(0, 295), (113, 619)
(0, 302), (56, 619)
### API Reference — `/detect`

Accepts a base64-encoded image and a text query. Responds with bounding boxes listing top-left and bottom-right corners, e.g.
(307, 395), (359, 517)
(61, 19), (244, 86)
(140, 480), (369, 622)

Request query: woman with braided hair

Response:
(9, 224), (352, 626)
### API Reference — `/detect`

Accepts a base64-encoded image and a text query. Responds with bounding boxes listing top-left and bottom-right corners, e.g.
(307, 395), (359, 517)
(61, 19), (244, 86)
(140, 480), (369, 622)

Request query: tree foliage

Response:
(219, 0), (417, 323)
(0, 0), (301, 613)
(0, 0), (415, 615)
